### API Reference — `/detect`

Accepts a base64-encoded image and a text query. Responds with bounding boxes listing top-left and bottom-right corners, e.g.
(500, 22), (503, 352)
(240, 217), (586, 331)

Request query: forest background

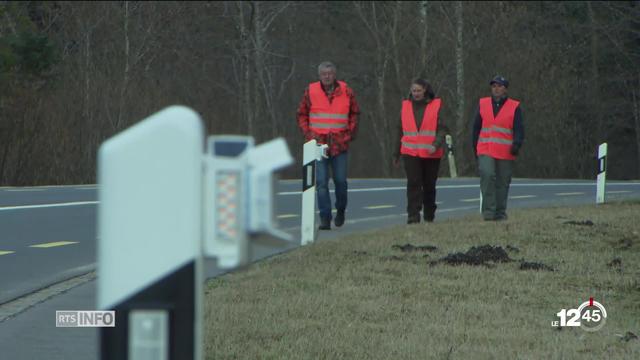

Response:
(0, 1), (638, 185)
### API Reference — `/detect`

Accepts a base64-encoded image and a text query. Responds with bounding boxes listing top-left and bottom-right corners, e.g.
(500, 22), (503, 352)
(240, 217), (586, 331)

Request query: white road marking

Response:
(29, 241), (78, 248)
(4, 188), (46, 192)
(364, 205), (395, 210)
(0, 201), (98, 211)
(509, 195), (537, 199)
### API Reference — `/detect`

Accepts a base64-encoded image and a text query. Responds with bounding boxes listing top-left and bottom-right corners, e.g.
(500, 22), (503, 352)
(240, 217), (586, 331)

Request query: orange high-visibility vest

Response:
(308, 81), (350, 135)
(476, 97), (520, 160)
(400, 98), (444, 159)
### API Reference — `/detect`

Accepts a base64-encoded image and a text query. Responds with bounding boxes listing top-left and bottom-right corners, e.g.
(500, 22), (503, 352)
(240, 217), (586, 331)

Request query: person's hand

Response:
(510, 144), (520, 156)
(393, 156), (400, 168)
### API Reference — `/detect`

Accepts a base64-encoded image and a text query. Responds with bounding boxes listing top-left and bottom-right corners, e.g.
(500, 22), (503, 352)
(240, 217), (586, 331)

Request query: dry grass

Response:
(204, 202), (640, 359)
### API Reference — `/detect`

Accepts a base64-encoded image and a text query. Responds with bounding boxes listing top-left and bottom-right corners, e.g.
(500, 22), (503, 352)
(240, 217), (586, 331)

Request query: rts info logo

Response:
(56, 310), (115, 328)
(552, 298), (607, 332)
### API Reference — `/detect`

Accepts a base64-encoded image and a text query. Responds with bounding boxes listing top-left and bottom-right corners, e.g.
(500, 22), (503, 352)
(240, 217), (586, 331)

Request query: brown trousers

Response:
(403, 155), (441, 222)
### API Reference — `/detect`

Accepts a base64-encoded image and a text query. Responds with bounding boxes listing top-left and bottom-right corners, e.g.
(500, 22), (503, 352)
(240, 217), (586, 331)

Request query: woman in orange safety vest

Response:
(393, 79), (449, 224)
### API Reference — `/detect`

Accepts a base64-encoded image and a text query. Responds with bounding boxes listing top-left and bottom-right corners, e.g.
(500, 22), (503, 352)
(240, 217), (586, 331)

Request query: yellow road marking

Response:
(30, 241), (78, 248)
(364, 205), (395, 210)
(556, 192), (584, 196)
(277, 214), (298, 219)
(0, 251), (15, 255)
(509, 195), (537, 199)
(460, 198), (481, 202)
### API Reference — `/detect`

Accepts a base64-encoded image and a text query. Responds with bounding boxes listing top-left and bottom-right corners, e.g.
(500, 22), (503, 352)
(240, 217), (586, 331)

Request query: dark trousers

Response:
(403, 155), (441, 222)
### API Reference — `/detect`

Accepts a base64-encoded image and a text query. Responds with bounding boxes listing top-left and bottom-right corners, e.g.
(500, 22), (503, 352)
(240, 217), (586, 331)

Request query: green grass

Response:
(204, 202), (640, 359)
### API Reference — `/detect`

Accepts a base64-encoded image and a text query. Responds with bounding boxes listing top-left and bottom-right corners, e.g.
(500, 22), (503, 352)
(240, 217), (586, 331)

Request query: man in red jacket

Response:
(297, 61), (360, 230)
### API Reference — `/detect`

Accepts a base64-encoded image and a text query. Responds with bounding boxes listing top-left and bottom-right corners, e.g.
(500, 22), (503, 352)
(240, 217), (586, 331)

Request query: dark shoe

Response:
(424, 214), (435, 223)
(319, 218), (331, 230)
(335, 210), (345, 227)
(495, 214), (508, 221)
(407, 215), (420, 224)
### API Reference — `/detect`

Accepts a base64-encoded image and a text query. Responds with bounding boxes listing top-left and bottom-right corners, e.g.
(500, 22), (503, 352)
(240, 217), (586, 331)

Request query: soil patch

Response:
(430, 245), (513, 267)
(519, 261), (554, 271)
(391, 244), (438, 252)
(563, 220), (594, 226)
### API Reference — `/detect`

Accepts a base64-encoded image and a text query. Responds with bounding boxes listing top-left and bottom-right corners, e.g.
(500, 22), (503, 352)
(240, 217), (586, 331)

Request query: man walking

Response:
(472, 75), (524, 221)
(297, 61), (360, 230)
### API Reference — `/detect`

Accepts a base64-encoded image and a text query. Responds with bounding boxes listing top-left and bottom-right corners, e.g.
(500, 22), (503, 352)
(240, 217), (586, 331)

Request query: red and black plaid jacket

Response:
(296, 81), (360, 156)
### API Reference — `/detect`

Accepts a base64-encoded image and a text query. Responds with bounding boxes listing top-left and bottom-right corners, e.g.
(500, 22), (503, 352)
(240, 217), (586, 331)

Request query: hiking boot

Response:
(319, 217), (331, 230)
(334, 210), (345, 227)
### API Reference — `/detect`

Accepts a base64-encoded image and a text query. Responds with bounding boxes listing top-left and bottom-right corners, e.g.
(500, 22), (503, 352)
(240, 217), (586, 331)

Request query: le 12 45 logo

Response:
(552, 298), (607, 332)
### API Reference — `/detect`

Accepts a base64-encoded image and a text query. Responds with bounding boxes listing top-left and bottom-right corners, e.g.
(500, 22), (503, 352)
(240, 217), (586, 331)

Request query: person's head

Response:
(489, 75), (509, 98)
(410, 78), (435, 101)
(318, 61), (337, 87)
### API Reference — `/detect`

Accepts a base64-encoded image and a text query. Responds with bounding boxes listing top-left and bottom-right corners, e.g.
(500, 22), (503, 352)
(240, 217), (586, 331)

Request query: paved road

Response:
(1, 177), (639, 359)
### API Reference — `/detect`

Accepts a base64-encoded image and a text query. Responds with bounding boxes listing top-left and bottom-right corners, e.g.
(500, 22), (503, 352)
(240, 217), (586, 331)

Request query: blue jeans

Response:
(316, 151), (348, 220)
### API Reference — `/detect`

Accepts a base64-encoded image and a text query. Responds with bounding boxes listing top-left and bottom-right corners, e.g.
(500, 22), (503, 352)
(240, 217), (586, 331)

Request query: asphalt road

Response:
(1, 177), (639, 359)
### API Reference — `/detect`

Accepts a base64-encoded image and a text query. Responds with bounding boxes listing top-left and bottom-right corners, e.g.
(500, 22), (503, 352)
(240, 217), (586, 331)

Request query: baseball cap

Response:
(490, 75), (509, 88)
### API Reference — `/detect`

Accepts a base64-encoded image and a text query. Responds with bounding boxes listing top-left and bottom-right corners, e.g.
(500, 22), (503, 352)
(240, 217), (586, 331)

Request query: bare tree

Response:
(353, 1), (406, 176)
(454, 1), (465, 155)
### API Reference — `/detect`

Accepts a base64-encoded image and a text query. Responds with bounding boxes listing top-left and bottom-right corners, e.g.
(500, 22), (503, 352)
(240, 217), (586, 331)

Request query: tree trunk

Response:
(236, 2), (254, 135)
(454, 1), (465, 165)
(116, 0), (130, 133)
(419, 1), (428, 75)
(633, 78), (640, 179)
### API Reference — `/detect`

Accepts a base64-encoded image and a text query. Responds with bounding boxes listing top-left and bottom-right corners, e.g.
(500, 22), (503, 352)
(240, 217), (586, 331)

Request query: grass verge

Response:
(204, 202), (640, 359)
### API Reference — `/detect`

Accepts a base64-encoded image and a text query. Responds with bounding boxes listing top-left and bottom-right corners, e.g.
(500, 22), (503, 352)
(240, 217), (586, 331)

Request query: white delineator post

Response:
(445, 135), (457, 178)
(301, 140), (327, 245)
(596, 142), (607, 204)
(98, 106), (204, 360)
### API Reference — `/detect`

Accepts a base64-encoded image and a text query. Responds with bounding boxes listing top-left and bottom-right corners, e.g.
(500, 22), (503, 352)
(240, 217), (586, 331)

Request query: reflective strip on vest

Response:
(478, 137), (512, 145)
(401, 142), (436, 151)
(403, 130), (436, 136)
(481, 126), (512, 135)
(310, 122), (347, 129)
(310, 113), (349, 119)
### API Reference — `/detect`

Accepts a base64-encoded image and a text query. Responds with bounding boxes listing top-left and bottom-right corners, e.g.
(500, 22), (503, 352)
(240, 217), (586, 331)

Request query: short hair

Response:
(411, 78), (435, 100)
(318, 61), (337, 74)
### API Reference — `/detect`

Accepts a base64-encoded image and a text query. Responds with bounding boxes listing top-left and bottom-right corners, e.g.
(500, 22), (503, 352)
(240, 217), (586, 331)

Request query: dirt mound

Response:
(506, 245), (520, 253)
(519, 261), (554, 271)
(432, 245), (513, 267)
(430, 245), (554, 271)
(380, 255), (405, 261)
(392, 243), (438, 252)
(563, 220), (594, 226)
(617, 236), (635, 249)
